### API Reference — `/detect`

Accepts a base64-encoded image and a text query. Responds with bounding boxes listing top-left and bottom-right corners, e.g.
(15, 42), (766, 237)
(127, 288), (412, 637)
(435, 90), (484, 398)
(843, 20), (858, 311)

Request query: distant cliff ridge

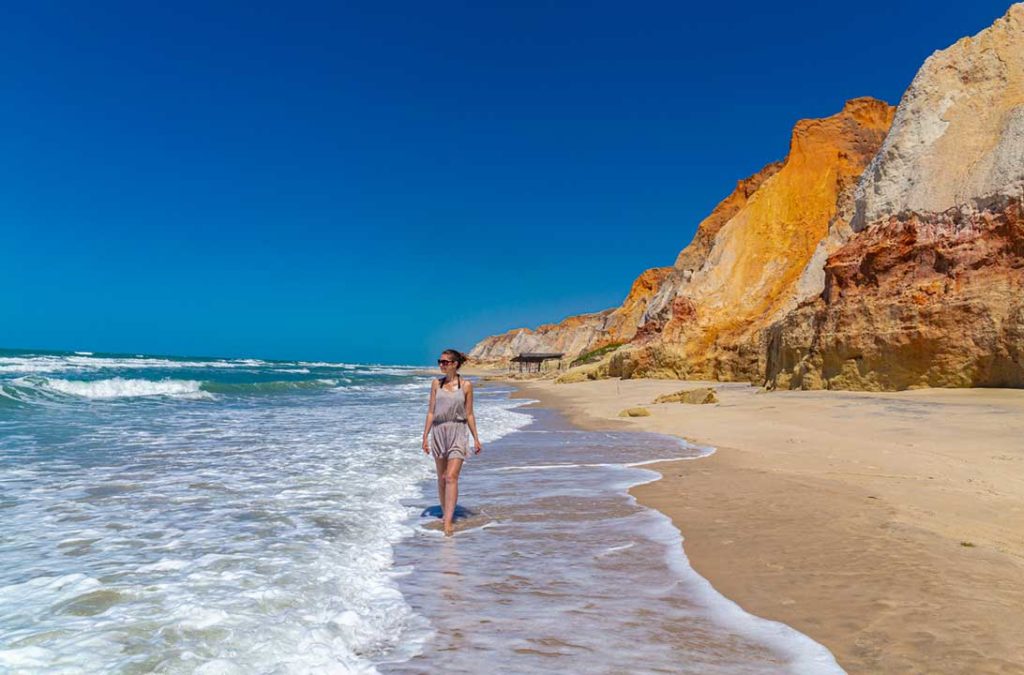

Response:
(472, 4), (1024, 391)
(468, 267), (672, 362)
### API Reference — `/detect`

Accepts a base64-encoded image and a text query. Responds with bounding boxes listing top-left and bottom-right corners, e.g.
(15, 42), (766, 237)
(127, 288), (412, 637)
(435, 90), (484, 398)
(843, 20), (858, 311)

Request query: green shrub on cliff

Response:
(570, 342), (624, 368)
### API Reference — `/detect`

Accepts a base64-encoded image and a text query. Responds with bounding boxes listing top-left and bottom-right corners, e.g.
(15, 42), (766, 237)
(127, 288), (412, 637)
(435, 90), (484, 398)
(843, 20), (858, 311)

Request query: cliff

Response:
(471, 99), (893, 368)
(624, 97), (895, 380)
(471, 5), (1024, 392)
(768, 3), (1024, 390)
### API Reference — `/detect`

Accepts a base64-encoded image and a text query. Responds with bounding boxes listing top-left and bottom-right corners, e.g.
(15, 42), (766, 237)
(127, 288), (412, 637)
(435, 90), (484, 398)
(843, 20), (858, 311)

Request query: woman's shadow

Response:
(420, 504), (489, 534)
(420, 504), (473, 520)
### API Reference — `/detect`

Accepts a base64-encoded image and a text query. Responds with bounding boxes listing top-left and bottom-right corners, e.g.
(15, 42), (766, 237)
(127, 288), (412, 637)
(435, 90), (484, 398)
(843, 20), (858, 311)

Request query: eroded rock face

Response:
(770, 4), (1024, 390)
(673, 160), (784, 274)
(628, 97), (895, 379)
(852, 4), (1024, 230)
(769, 203), (1024, 390)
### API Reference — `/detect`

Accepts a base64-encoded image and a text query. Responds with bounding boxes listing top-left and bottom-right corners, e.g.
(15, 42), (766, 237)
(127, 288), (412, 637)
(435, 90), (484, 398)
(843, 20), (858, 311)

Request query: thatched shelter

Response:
(509, 352), (565, 373)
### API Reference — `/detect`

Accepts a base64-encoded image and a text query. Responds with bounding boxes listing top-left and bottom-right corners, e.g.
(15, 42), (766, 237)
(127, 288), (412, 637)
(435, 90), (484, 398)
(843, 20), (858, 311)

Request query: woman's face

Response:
(437, 354), (457, 373)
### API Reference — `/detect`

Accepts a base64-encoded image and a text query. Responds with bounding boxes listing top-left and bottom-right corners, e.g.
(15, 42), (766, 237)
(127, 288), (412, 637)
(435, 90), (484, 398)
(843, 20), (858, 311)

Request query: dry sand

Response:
(501, 377), (1024, 674)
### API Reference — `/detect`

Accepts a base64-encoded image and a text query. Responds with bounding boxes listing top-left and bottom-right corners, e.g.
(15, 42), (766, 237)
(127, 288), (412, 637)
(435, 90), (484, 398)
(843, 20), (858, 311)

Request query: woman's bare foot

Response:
(443, 522), (454, 537)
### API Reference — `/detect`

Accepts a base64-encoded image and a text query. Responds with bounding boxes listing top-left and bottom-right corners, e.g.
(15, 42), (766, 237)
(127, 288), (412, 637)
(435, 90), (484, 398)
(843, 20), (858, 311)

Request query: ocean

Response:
(0, 347), (841, 673)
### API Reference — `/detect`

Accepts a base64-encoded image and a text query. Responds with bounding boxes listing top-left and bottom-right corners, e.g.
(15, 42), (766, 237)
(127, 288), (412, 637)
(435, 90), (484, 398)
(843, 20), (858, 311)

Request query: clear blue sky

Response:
(3, 1), (1012, 364)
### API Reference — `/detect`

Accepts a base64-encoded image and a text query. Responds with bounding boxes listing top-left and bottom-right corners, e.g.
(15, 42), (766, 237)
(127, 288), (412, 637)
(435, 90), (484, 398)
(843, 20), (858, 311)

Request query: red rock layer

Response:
(768, 203), (1024, 389)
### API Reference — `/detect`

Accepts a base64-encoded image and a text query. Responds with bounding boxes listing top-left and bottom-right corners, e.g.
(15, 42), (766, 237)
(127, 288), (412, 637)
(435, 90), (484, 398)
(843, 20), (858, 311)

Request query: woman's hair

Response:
(441, 349), (468, 369)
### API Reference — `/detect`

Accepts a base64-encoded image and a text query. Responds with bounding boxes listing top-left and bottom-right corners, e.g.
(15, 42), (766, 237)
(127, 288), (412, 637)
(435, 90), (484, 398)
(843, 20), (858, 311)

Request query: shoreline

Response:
(498, 376), (1024, 674)
(391, 383), (843, 673)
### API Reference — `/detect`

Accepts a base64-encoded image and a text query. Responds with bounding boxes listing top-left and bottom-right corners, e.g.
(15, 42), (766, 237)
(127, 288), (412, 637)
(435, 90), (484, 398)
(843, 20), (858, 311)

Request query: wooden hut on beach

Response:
(509, 352), (565, 374)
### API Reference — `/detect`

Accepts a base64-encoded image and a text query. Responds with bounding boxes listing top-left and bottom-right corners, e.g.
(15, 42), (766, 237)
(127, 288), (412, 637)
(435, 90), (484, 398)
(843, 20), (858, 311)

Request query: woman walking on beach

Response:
(422, 349), (483, 536)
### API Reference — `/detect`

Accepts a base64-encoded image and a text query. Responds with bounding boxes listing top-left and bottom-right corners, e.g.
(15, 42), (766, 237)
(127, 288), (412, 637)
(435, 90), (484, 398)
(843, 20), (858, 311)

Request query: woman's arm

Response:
(422, 379), (438, 453)
(464, 380), (483, 454)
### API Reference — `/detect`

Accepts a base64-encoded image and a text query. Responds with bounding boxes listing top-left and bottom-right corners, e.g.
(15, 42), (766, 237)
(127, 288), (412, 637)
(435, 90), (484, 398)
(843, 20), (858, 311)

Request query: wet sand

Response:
(388, 402), (842, 673)
(503, 377), (1024, 674)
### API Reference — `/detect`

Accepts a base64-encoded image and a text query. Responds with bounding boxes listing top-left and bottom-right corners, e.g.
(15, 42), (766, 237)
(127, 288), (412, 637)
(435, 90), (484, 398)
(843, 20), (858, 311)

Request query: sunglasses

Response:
(437, 359), (455, 366)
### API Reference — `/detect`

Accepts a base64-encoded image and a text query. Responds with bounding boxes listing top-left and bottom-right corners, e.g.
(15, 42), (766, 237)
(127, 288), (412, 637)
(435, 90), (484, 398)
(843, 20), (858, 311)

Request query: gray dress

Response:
(430, 377), (470, 460)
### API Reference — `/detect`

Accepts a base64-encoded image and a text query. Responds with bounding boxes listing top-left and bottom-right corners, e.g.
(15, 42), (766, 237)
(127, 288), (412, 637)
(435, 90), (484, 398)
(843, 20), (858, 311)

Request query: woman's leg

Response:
(442, 458), (464, 536)
(433, 456), (448, 509)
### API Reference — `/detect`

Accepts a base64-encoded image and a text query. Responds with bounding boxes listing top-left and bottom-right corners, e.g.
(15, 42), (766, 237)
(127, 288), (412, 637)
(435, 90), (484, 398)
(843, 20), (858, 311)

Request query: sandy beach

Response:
(496, 375), (1024, 674)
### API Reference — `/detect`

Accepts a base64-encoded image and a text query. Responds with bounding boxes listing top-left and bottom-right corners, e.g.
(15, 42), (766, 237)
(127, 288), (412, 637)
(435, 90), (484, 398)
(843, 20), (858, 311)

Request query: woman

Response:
(422, 349), (483, 536)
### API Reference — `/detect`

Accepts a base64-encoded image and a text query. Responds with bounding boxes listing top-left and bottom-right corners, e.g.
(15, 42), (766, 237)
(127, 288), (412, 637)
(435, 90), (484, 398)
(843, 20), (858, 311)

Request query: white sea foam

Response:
(358, 366), (425, 376)
(0, 354), (273, 375)
(0, 365), (534, 673)
(14, 376), (214, 400)
(596, 542), (636, 557)
(488, 456), (694, 472)
(0, 359), (80, 374)
(620, 466), (843, 673)
(0, 353), (424, 377)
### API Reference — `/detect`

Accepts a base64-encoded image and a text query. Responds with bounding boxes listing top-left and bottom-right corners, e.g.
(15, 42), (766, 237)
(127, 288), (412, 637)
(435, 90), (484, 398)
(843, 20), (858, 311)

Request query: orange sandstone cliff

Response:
(469, 158), (788, 364)
(619, 97), (895, 380)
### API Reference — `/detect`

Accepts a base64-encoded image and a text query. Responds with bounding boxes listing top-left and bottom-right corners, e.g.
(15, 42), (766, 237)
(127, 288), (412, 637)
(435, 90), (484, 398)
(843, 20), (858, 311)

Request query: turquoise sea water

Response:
(0, 347), (841, 673)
